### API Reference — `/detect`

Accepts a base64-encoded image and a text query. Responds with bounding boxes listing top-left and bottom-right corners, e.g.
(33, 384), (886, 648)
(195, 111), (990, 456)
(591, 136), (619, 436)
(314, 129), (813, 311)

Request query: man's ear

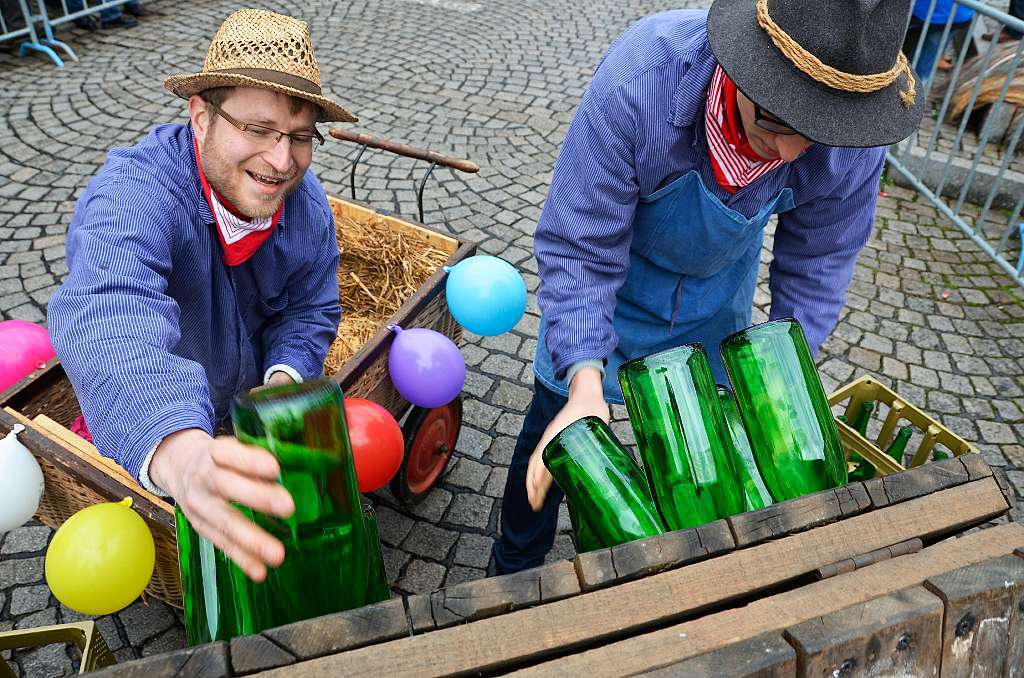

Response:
(188, 95), (209, 147)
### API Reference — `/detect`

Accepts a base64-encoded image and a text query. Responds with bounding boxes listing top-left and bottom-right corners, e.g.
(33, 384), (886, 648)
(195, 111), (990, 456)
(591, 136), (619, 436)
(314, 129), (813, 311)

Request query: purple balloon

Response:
(387, 326), (466, 408)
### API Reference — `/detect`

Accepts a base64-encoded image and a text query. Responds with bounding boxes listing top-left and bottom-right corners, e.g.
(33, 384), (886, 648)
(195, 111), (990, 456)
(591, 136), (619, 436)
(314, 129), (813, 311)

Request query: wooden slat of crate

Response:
(253, 477), (1010, 677)
(88, 641), (229, 678)
(727, 483), (871, 548)
(574, 520), (734, 592)
(638, 632), (796, 677)
(863, 453), (991, 508)
(924, 553), (1024, 677)
(513, 523), (1024, 677)
(784, 586), (943, 676)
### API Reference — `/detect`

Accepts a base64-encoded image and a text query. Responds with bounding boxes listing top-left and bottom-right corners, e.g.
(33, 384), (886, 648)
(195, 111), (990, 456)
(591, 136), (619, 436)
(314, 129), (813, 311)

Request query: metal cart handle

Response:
(329, 128), (479, 224)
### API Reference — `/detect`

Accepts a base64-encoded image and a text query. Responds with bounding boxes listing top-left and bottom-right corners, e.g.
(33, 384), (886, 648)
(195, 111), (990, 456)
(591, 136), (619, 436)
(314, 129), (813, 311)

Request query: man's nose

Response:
(776, 134), (812, 163)
(263, 136), (294, 174)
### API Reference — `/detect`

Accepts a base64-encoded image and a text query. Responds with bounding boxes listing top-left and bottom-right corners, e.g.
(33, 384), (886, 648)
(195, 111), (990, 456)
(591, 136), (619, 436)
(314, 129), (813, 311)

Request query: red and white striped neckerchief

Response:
(193, 137), (282, 266)
(704, 65), (784, 195)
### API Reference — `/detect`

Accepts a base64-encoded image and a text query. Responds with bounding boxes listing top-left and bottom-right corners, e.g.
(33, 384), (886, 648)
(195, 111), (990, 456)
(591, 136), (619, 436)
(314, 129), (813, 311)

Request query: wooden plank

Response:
(254, 478), (1010, 678)
(88, 642), (228, 677)
(638, 632), (795, 677)
(511, 523), (1024, 677)
(574, 520), (734, 592)
(176, 642), (231, 678)
(784, 586), (943, 677)
(863, 455), (983, 508)
(262, 598), (409, 660)
(1009, 569), (1024, 678)
(924, 553), (1024, 677)
(231, 634), (296, 674)
(412, 560), (580, 631)
(728, 483), (871, 548)
(993, 467), (1018, 508)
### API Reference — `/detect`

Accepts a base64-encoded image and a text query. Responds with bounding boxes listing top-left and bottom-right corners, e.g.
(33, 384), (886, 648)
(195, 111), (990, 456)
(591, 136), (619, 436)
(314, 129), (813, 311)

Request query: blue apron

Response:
(535, 169), (795, 404)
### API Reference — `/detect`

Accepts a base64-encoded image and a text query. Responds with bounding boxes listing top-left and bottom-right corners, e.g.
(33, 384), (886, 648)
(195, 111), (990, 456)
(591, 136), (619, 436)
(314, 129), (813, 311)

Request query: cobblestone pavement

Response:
(2, 0), (1023, 674)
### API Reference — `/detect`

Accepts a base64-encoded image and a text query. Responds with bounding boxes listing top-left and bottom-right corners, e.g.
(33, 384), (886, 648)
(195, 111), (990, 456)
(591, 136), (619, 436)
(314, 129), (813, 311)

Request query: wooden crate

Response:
(0, 196), (474, 609)
(90, 456), (1022, 677)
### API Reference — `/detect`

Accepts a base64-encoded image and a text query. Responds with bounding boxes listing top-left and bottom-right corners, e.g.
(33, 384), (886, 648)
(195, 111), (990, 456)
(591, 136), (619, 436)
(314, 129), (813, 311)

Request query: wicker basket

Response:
(0, 196), (473, 609)
(828, 376), (977, 476)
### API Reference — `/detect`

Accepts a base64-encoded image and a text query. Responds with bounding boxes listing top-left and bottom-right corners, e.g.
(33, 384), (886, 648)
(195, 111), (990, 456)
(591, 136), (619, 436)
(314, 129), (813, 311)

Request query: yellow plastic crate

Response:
(828, 376), (977, 477)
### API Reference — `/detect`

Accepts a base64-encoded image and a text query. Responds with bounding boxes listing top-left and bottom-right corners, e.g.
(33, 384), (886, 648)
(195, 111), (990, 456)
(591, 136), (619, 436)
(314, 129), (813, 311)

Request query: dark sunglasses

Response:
(753, 103), (798, 136)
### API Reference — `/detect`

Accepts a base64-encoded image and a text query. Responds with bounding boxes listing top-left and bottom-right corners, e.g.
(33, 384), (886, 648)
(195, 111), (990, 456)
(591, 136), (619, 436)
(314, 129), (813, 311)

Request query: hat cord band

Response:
(215, 68), (322, 96)
(755, 0), (916, 107)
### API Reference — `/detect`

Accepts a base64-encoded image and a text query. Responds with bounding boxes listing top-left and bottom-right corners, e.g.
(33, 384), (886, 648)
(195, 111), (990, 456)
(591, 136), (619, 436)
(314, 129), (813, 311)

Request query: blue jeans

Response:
(492, 380), (568, 574)
(66, 0), (140, 22)
(1009, 0), (1024, 39)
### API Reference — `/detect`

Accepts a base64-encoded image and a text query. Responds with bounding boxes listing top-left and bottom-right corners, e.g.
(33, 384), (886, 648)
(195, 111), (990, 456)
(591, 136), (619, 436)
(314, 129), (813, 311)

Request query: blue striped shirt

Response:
(536, 10), (886, 379)
(47, 124), (340, 484)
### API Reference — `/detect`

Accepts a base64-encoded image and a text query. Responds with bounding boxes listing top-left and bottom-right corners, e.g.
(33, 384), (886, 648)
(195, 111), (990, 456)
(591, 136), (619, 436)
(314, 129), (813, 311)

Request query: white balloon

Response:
(0, 424), (44, 533)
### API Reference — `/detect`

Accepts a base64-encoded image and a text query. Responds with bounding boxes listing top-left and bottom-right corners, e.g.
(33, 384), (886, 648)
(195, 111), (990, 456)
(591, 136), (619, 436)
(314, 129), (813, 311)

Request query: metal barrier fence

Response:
(888, 0), (1024, 286)
(0, 0), (135, 68)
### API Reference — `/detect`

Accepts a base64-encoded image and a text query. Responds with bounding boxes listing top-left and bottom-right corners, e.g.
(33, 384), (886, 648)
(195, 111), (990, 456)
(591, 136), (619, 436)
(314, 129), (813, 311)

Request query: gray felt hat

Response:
(707, 0), (926, 147)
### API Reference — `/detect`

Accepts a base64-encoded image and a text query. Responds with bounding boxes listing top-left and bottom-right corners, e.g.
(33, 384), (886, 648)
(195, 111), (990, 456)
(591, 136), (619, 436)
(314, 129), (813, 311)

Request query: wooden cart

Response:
(0, 135), (478, 608)
(86, 454), (1022, 677)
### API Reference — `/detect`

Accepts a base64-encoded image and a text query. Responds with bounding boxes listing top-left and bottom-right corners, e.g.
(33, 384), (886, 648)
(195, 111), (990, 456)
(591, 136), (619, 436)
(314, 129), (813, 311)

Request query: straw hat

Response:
(164, 9), (356, 123)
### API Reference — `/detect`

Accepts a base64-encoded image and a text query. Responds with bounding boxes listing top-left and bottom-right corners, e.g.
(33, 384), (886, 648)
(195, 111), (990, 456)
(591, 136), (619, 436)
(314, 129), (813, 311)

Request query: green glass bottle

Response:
(852, 401), (874, 438)
(716, 386), (773, 512)
(847, 459), (876, 482)
(362, 503), (391, 603)
(721, 319), (847, 502)
(543, 417), (665, 547)
(566, 500), (604, 553)
(176, 379), (389, 645)
(618, 345), (744, 531)
(933, 450), (950, 462)
(885, 426), (913, 465)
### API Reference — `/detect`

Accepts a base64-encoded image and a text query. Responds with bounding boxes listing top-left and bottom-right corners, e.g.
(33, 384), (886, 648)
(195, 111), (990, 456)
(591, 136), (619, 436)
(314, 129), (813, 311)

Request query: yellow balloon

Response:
(45, 497), (155, 615)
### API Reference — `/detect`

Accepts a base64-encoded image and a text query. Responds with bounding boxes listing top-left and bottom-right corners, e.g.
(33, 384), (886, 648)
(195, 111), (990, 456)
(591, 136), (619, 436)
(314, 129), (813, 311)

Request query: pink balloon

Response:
(0, 320), (55, 392)
(387, 326), (465, 408)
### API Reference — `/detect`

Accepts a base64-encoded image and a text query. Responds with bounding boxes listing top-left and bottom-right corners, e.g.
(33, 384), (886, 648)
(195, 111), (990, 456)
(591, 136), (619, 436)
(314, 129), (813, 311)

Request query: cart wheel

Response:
(391, 396), (463, 505)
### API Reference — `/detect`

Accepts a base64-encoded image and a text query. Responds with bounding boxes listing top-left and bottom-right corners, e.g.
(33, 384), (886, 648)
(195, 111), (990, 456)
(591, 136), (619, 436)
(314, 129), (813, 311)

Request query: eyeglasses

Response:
(753, 103), (798, 136)
(207, 103), (325, 150)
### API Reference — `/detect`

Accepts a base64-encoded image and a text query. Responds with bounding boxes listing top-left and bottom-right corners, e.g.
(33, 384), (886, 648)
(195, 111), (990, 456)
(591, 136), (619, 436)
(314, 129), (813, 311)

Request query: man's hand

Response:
(149, 429), (294, 581)
(250, 370), (296, 393)
(525, 367), (609, 511)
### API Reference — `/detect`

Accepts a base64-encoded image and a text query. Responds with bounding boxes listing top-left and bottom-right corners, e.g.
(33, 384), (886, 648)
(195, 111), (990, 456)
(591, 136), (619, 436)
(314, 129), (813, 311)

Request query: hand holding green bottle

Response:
(150, 429), (295, 582)
(526, 366), (609, 511)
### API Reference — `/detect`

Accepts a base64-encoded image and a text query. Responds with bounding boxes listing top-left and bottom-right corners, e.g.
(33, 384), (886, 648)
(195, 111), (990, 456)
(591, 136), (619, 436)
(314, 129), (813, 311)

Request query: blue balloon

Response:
(445, 255), (527, 336)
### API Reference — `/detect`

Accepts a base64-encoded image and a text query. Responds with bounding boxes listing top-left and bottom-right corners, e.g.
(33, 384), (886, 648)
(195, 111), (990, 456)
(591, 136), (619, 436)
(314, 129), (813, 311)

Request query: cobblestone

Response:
(403, 523), (459, 561)
(9, 585), (50, 616)
(397, 559), (446, 594)
(0, 527), (50, 555)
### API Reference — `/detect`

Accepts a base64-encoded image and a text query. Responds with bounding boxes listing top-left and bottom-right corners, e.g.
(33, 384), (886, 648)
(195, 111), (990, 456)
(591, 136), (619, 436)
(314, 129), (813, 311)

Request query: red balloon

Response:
(343, 398), (404, 493)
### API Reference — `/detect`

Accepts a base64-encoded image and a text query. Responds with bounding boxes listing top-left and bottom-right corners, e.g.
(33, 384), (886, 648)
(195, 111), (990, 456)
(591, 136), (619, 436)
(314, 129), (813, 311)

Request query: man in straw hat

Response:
(48, 9), (356, 581)
(493, 0), (925, 574)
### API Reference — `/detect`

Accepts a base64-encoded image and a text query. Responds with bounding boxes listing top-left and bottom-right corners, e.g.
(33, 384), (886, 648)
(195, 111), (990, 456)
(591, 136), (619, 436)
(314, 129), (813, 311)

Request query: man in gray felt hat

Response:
(493, 0), (925, 574)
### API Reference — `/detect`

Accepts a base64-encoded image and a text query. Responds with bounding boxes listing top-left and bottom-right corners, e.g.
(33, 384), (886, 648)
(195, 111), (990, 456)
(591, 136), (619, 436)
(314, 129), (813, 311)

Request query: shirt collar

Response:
(668, 38), (719, 129)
